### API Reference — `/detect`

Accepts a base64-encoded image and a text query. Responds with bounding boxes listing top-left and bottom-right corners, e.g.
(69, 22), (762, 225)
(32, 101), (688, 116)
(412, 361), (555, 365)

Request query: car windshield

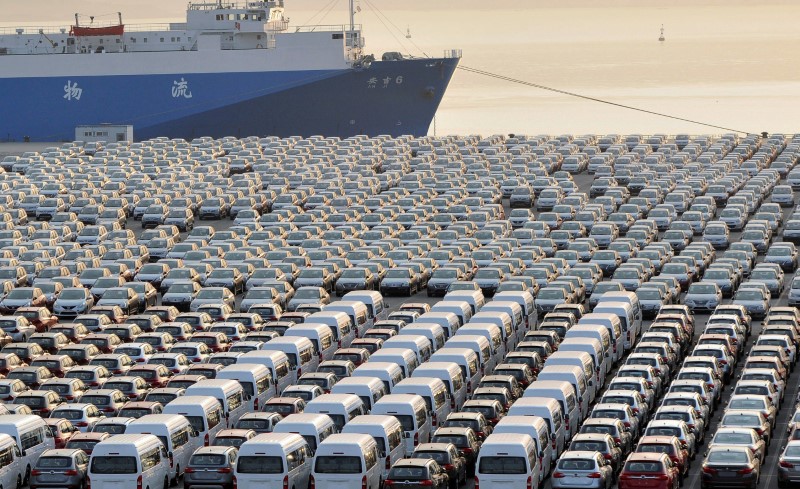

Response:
(689, 284), (717, 294)
(723, 415), (760, 426)
(714, 433), (752, 444)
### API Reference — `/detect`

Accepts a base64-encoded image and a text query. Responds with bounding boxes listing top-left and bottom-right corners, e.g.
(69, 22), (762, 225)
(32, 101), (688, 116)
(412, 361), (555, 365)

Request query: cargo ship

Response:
(0, 1), (460, 141)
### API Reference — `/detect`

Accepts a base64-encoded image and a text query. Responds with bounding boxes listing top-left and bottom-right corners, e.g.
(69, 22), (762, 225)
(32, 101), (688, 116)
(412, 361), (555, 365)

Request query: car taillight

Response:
(184, 467), (195, 474)
(719, 359), (728, 365)
(432, 412), (437, 427)
(588, 472), (602, 479)
(39, 408), (50, 415)
(623, 421), (631, 428)
(283, 474), (289, 489)
(419, 481), (434, 487)
(169, 452), (174, 468)
(553, 472), (566, 478)
(137, 474), (143, 489)
(614, 437), (621, 444)
(738, 467), (754, 475)
(86, 477), (91, 489)
(233, 476), (237, 489)
(462, 447), (474, 454)
(414, 432), (419, 447)
(76, 422), (89, 427)
(755, 428), (764, 435)
(450, 397), (456, 410)
(603, 453), (613, 459)
(780, 461), (794, 468)
(443, 464), (454, 470)
(361, 475), (367, 489)
(527, 475), (533, 489)
(31, 470), (41, 476)
(703, 466), (718, 475)
(103, 407), (115, 413)
(474, 476), (479, 489)
(384, 481), (395, 487)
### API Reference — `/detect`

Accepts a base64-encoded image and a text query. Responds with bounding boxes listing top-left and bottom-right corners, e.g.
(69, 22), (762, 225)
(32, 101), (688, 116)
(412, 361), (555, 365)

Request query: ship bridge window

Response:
(216, 15), (224, 21)
(332, 33), (343, 40)
(161, 38), (164, 42)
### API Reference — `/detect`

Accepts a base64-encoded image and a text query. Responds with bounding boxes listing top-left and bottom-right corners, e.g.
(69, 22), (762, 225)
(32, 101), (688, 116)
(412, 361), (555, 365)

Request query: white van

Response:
(89, 434), (169, 489)
(481, 301), (525, 343)
(444, 335), (496, 375)
(127, 414), (201, 484)
(476, 434), (540, 489)
(429, 301), (472, 327)
(237, 350), (294, 395)
(342, 415), (406, 480)
(523, 380), (580, 441)
(184, 379), (249, 426)
(591, 303), (637, 353)
(265, 336), (319, 377)
(506, 397), (566, 457)
(563, 326), (611, 376)
(368, 348), (420, 377)
(537, 365), (591, 417)
(331, 376), (388, 411)
(371, 394), (431, 453)
(273, 413), (337, 455)
(392, 377), (451, 429)
(343, 290), (388, 326)
(352, 362), (405, 394)
(443, 290), (486, 315)
(383, 334), (433, 364)
(429, 348), (481, 396)
(494, 416), (553, 479)
(304, 393), (367, 432)
(454, 323), (505, 361)
(417, 312), (460, 339)
(284, 323), (338, 362)
(0, 415), (54, 483)
(471, 311), (516, 351)
(558, 338), (607, 387)
(307, 311), (356, 348)
(493, 290), (537, 331)
(595, 292), (642, 349)
(236, 433), (312, 489)
(217, 363), (273, 412)
(312, 433), (382, 489)
(542, 351), (596, 403)
(163, 395), (225, 447)
(577, 313), (624, 363)
(401, 323), (446, 352)
(412, 362), (467, 411)
(0, 433), (23, 489)
(324, 301), (371, 338)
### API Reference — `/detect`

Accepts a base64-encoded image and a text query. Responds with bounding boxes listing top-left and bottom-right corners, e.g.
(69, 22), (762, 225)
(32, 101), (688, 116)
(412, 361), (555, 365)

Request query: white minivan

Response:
(536, 365), (592, 417)
(237, 350), (294, 395)
(371, 394), (431, 453)
(162, 395), (225, 447)
(595, 292), (642, 349)
(368, 348), (420, 377)
(89, 434), (170, 489)
(444, 334), (497, 375)
(476, 433), (540, 489)
(273, 413), (337, 455)
(417, 312), (460, 339)
(265, 336), (320, 377)
(0, 434), (23, 489)
(343, 290), (388, 326)
(494, 416), (553, 479)
(506, 397), (566, 457)
(0, 415), (54, 484)
(304, 393), (367, 432)
(307, 311), (356, 348)
(584, 307), (629, 357)
(184, 379), (249, 427)
(126, 414), (201, 484)
(236, 433), (312, 489)
(392, 377), (451, 429)
(523, 381), (580, 441)
(324, 301), (371, 338)
(401, 323), (447, 352)
(412, 362), (467, 411)
(312, 434), (382, 489)
(382, 335), (433, 364)
(429, 347), (481, 396)
(284, 323), (338, 362)
(352, 362), (405, 394)
(331, 376), (388, 411)
(342, 415), (406, 480)
(217, 363), (273, 412)
(558, 338), (607, 386)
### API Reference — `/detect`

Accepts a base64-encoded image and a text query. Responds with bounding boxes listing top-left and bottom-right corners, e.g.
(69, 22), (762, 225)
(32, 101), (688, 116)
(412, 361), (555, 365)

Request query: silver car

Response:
(184, 446), (238, 489)
(778, 440), (800, 487)
(551, 451), (614, 489)
(30, 449), (89, 489)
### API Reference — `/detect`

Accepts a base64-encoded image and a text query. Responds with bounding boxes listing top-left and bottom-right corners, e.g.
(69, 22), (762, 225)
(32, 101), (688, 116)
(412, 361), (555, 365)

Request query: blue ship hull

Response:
(2, 57), (458, 141)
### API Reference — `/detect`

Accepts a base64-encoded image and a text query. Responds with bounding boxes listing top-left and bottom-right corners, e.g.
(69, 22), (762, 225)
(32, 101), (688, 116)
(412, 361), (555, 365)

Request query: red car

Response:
(635, 436), (690, 480)
(619, 453), (681, 489)
(17, 307), (58, 333)
(44, 418), (80, 449)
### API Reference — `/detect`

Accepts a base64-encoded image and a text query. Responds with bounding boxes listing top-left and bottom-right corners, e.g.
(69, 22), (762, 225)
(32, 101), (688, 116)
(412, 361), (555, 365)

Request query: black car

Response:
(412, 443), (467, 489)
(385, 459), (449, 489)
(431, 427), (482, 476)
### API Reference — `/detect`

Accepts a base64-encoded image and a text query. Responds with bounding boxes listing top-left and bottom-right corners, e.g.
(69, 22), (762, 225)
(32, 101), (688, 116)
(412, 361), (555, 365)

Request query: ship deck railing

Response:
(293, 24), (361, 33)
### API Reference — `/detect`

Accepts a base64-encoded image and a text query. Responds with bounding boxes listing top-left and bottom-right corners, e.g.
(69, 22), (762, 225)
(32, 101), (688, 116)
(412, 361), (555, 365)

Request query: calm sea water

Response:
(6, 1), (800, 136)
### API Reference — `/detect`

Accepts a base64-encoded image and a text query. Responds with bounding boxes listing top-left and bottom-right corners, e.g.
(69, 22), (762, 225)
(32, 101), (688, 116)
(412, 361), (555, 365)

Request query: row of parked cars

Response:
(0, 129), (797, 489)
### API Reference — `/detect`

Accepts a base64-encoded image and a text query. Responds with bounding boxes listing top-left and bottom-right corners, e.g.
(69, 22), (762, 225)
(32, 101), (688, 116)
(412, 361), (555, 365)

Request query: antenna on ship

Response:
(659, 24), (665, 42)
(406, 26), (411, 39)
